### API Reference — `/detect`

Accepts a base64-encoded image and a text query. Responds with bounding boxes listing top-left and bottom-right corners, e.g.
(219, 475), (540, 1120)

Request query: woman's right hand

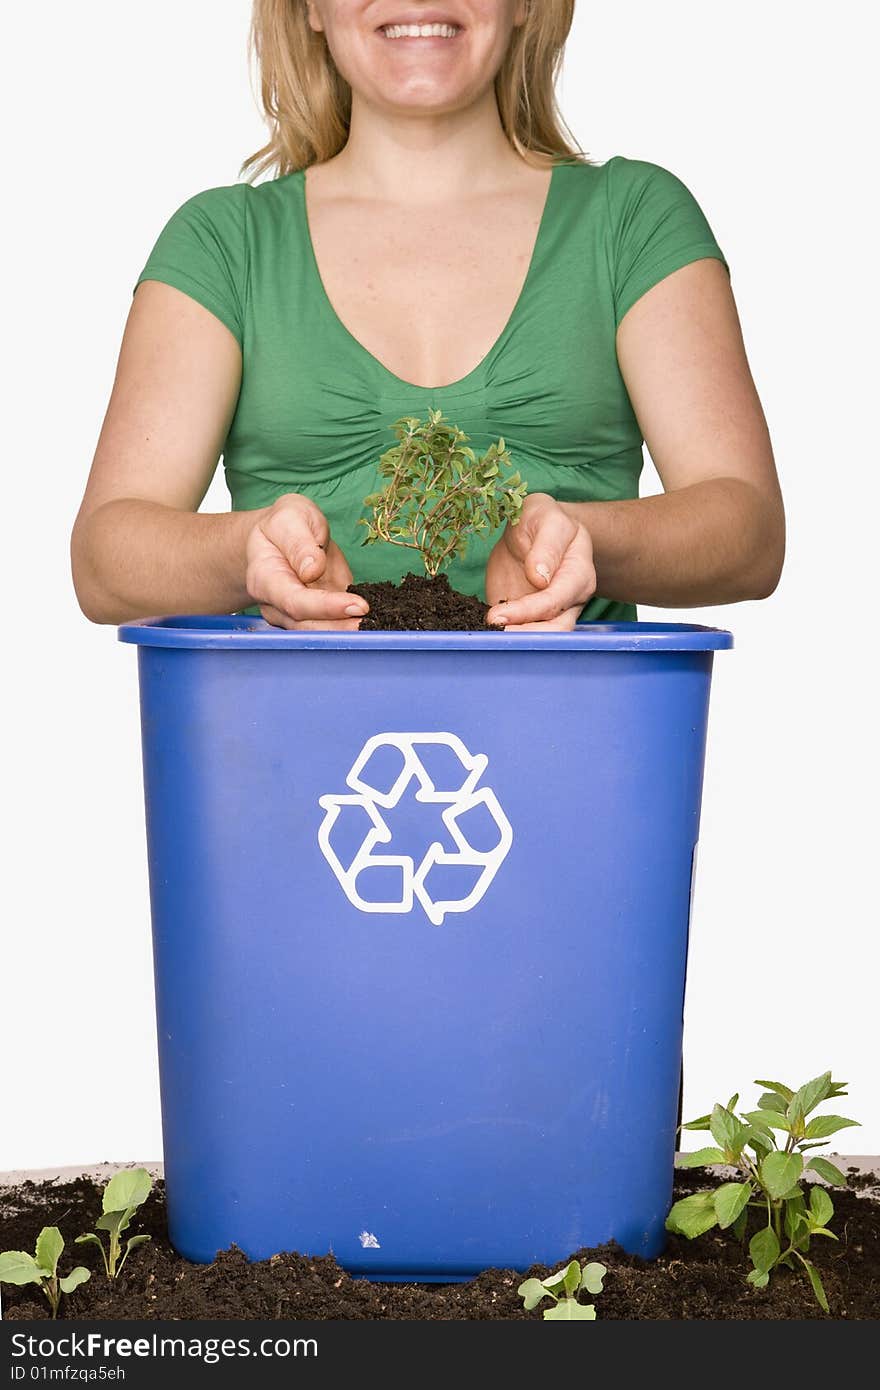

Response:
(245, 494), (368, 630)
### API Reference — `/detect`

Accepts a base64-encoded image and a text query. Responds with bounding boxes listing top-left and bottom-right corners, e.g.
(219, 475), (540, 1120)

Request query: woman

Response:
(70, 0), (784, 631)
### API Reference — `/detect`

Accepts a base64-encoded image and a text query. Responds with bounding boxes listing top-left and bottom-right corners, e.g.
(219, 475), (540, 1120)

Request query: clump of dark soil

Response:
(2, 1169), (877, 1321)
(347, 572), (502, 632)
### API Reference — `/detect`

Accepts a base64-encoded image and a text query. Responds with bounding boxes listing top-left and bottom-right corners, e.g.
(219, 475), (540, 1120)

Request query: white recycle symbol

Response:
(317, 733), (513, 926)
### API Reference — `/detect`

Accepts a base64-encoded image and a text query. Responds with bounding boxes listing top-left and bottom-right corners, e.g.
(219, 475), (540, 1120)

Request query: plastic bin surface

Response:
(119, 618), (731, 1278)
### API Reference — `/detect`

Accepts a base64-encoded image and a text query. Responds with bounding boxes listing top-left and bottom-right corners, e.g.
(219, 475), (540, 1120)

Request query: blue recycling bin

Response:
(118, 616), (731, 1279)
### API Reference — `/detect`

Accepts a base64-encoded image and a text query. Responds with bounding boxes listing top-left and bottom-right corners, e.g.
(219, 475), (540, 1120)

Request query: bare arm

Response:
(70, 281), (367, 627)
(486, 258), (785, 626)
(567, 257), (785, 606)
(70, 280), (257, 622)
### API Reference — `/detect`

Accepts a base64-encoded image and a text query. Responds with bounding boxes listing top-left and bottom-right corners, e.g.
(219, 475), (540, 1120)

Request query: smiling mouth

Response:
(378, 23), (462, 40)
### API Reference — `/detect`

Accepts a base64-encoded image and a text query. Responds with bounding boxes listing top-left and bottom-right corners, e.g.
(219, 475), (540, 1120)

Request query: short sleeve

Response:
(133, 183), (248, 347)
(604, 156), (729, 327)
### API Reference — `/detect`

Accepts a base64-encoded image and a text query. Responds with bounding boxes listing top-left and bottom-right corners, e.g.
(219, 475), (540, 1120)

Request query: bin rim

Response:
(118, 616), (733, 652)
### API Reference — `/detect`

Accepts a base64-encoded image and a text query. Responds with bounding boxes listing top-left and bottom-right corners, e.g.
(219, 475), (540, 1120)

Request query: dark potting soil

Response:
(2, 1169), (877, 1321)
(347, 572), (503, 632)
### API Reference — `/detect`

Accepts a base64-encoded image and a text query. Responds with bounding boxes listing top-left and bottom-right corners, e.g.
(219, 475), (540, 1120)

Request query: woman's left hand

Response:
(485, 493), (597, 630)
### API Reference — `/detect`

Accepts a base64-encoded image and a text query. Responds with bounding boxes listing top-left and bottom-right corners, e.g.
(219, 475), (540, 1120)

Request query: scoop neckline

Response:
(297, 162), (560, 394)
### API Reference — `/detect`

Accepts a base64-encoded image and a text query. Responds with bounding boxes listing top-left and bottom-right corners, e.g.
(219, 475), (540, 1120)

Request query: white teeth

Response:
(382, 23), (460, 39)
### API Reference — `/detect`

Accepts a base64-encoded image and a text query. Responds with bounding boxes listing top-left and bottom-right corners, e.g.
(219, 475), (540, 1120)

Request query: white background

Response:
(3, 1), (877, 1169)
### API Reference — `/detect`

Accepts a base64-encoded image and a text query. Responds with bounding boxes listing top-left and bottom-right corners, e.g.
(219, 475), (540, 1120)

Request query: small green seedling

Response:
(667, 1070), (859, 1312)
(360, 408), (528, 577)
(518, 1259), (607, 1320)
(75, 1167), (153, 1279)
(0, 1226), (90, 1318)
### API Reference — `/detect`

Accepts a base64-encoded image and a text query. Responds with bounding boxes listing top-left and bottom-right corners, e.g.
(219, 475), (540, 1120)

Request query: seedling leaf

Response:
(544, 1301), (597, 1320)
(35, 1227), (64, 1279)
(677, 1147), (726, 1168)
(749, 1226), (780, 1273)
(803, 1115), (860, 1140)
(59, 1268), (91, 1294)
(102, 1169), (151, 1215)
(0, 1251), (43, 1286)
(760, 1151), (803, 1200)
(802, 1259), (829, 1313)
(753, 1080), (794, 1102)
(561, 1260), (581, 1298)
(518, 1277), (549, 1311)
(709, 1104), (749, 1159)
(743, 1109), (789, 1132)
(666, 1191), (719, 1239)
(809, 1187), (834, 1228)
(791, 1072), (833, 1118)
(807, 1157), (847, 1187)
(714, 1182), (752, 1229)
(580, 1263), (606, 1295)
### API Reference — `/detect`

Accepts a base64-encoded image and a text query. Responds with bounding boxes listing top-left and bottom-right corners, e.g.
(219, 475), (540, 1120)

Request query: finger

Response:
(495, 605), (583, 633)
(487, 549), (596, 627)
(254, 564), (369, 623)
(519, 506), (580, 591)
(262, 499), (331, 582)
(313, 541), (355, 591)
(259, 602), (363, 633)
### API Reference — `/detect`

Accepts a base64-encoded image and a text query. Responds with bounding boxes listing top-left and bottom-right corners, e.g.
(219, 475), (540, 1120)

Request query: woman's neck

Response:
(325, 88), (535, 202)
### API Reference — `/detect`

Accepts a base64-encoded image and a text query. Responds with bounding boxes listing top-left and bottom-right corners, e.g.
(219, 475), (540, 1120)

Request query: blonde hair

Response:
(239, 1), (588, 181)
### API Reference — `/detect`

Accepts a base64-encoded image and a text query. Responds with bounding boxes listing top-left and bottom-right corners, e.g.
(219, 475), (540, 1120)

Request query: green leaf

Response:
(809, 1187), (834, 1227)
(757, 1091), (792, 1114)
(59, 1267), (91, 1294)
(754, 1079), (795, 1102)
(0, 1250), (43, 1286)
(803, 1115), (860, 1140)
(807, 1157), (847, 1186)
(95, 1210), (127, 1235)
(802, 1259), (829, 1313)
(544, 1300), (597, 1320)
(714, 1182), (752, 1229)
(580, 1263), (606, 1295)
(561, 1260), (582, 1298)
(744, 1110), (790, 1132)
(746, 1128), (775, 1156)
(791, 1072), (833, 1119)
(749, 1226), (780, 1273)
(760, 1151), (803, 1200)
(726, 1094), (740, 1113)
(784, 1194), (809, 1246)
(746, 1268), (770, 1288)
(710, 1104), (749, 1159)
(102, 1168), (152, 1215)
(732, 1208), (749, 1242)
(35, 1227), (64, 1280)
(677, 1147), (726, 1168)
(665, 1191), (719, 1239)
(680, 1113), (712, 1132)
(518, 1277), (550, 1311)
(74, 1233), (102, 1248)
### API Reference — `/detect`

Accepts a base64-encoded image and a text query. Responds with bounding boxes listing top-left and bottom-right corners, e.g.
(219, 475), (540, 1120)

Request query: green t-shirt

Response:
(134, 155), (728, 621)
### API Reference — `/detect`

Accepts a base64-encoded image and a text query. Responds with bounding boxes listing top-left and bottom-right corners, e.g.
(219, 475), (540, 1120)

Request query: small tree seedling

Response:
(667, 1070), (859, 1312)
(360, 408), (528, 577)
(518, 1258), (607, 1320)
(75, 1167), (153, 1280)
(0, 1226), (90, 1318)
